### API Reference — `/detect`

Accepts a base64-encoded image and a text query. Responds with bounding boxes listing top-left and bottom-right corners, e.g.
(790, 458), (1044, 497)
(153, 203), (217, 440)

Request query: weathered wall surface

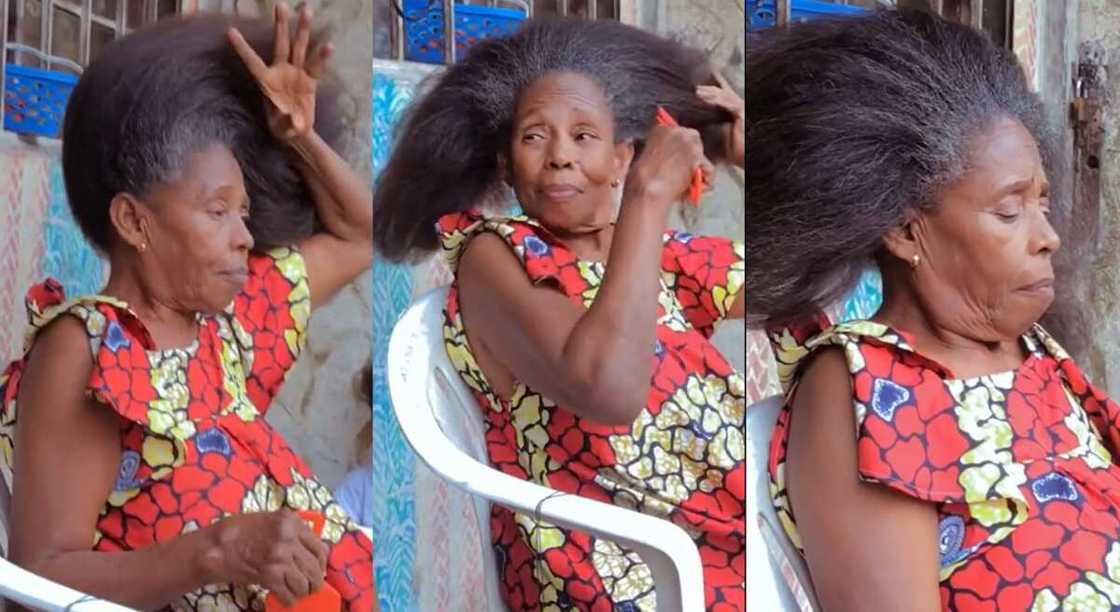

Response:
(1070, 0), (1120, 398)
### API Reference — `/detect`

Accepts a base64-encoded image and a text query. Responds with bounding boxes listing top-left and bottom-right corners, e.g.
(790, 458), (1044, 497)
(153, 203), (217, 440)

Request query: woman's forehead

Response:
(964, 118), (1045, 184)
(517, 73), (609, 112)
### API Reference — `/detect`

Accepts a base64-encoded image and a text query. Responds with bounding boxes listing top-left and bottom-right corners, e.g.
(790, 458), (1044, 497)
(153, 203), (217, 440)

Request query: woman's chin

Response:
(198, 292), (242, 315)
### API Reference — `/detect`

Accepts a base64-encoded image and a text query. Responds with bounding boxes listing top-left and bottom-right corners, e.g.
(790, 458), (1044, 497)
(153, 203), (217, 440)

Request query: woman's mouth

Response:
(540, 184), (583, 200)
(1017, 278), (1054, 297)
(220, 268), (249, 285)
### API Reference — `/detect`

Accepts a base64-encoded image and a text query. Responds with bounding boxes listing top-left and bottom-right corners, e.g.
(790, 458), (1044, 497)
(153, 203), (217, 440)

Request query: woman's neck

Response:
(547, 223), (615, 263)
(102, 258), (198, 349)
(873, 280), (1027, 379)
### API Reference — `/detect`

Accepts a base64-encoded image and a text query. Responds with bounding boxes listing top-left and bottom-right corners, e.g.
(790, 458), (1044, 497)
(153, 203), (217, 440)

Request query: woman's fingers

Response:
(696, 84), (742, 113)
(292, 545), (326, 592)
(297, 526), (329, 574)
(305, 43), (333, 80)
(283, 565), (313, 601)
(292, 4), (312, 67)
(712, 69), (734, 92)
(228, 28), (270, 81)
(700, 158), (715, 188)
(274, 2), (292, 64)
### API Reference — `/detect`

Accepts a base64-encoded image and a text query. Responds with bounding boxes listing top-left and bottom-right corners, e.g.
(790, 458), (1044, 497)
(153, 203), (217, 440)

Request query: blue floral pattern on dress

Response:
(196, 428), (232, 457)
(870, 378), (910, 421)
(114, 451), (142, 491)
(523, 235), (550, 257)
(1032, 472), (1080, 503)
(938, 515), (969, 568)
(104, 321), (130, 353)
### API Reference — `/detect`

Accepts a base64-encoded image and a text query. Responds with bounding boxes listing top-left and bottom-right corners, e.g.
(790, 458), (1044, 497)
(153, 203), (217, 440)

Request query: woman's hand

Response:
(204, 510), (329, 607)
(229, 2), (333, 143)
(697, 72), (744, 169)
(626, 123), (714, 207)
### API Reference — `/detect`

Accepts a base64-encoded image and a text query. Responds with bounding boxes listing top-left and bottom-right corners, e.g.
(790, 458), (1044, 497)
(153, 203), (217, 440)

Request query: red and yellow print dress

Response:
(768, 318), (1120, 611)
(0, 247), (373, 612)
(438, 212), (746, 612)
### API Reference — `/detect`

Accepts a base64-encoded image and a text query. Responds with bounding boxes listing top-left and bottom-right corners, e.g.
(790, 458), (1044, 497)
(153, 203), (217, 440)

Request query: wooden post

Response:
(776, 0), (791, 26)
(442, 0), (455, 64)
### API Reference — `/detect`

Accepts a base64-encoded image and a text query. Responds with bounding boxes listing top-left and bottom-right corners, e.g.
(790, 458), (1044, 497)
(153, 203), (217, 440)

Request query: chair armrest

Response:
(0, 557), (137, 611)
(444, 455), (707, 612)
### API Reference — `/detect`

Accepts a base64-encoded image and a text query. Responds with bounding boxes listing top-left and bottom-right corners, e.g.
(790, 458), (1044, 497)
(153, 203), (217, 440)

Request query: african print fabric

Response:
(0, 247), (373, 611)
(769, 318), (1120, 611)
(438, 212), (745, 611)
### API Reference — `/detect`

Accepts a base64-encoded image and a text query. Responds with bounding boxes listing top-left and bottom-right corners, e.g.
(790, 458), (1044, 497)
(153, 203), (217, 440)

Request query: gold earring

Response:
(610, 179), (621, 188)
(910, 254), (920, 269)
(139, 242), (147, 253)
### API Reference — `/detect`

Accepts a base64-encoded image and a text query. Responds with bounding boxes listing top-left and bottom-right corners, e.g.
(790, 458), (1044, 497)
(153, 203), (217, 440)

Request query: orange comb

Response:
(655, 106), (704, 206)
(264, 511), (341, 612)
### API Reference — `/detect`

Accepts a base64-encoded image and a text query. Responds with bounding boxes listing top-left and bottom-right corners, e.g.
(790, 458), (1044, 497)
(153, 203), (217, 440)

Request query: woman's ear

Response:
(497, 153), (511, 187)
(882, 216), (922, 267)
(613, 139), (635, 185)
(108, 193), (152, 252)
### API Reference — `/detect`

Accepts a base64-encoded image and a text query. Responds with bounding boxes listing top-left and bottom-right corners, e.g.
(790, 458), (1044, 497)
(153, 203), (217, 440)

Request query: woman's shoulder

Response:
(21, 279), (137, 355)
(4, 284), (109, 420)
(437, 210), (567, 275)
(770, 317), (928, 392)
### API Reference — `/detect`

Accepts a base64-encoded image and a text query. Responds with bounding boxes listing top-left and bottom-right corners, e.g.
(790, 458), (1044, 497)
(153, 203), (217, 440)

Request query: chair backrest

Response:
(0, 470), (9, 558)
(387, 286), (505, 612)
(747, 395), (820, 612)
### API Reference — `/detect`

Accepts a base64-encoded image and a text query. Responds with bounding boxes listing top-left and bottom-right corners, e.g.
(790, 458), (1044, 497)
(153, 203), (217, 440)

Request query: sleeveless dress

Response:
(769, 318), (1120, 611)
(437, 211), (746, 612)
(0, 247), (373, 612)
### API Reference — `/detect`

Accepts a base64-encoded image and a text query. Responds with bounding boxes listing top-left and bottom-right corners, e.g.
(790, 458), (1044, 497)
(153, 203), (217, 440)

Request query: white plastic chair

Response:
(0, 474), (135, 611)
(387, 286), (707, 612)
(746, 395), (820, 612)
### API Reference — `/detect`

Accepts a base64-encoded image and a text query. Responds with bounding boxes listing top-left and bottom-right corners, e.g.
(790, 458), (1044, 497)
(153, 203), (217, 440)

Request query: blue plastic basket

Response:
(748, 0), (868, 31)
(402, 0), (527, 64)
(3, 64), (78, 138)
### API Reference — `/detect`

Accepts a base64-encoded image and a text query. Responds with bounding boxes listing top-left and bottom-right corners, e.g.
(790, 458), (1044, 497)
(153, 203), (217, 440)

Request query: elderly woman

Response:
(0, 5), (374, 611)
(375, 17), (745, 611)
(747, 10), (1120, 612)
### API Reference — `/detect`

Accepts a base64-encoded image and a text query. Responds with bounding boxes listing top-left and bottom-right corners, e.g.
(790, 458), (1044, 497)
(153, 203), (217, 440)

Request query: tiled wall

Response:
(0, 134), (105, 367)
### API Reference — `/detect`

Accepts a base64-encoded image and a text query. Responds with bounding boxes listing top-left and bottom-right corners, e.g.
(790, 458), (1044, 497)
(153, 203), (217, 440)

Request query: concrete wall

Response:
(1068, 0), (1120, 398)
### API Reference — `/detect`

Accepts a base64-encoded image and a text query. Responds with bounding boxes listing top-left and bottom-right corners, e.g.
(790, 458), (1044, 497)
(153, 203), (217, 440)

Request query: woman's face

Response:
(141, 143), (255, 313)
(904, 116), (1060, 340)
(507, 71), (633, 235)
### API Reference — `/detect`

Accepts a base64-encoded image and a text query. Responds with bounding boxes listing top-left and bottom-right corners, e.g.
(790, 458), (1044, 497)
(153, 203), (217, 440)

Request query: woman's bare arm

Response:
(10, 318), (216, 609)
(787, 348), (941, 612)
